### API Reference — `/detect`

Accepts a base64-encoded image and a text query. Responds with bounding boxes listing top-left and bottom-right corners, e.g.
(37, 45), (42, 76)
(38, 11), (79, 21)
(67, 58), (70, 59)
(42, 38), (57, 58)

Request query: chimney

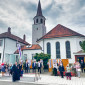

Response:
(23, 34), (26, 41)
(8, 27), (11, 34)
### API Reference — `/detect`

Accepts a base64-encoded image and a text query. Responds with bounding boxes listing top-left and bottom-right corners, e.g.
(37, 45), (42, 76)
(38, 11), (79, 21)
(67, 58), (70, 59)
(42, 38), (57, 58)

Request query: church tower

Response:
(32, 0), (46, 44)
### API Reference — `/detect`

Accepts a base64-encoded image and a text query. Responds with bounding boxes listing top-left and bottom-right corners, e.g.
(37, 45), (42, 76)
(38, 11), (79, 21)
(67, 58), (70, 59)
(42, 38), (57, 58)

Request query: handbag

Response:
(77, 69), (81, 72)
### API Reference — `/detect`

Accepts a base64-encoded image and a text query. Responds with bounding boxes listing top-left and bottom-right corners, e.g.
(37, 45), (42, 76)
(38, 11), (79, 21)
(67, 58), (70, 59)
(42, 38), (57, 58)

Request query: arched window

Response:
(56, 42), (60, 58)
(47, 42), (51, 55)
(41, 19), (43, 23)
(36, 19), (38, 23)
(65, 41), (71, 58)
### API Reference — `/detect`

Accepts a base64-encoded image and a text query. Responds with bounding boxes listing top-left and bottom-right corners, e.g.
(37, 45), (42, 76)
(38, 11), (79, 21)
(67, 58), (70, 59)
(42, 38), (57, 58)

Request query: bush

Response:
(34, 53), (50, 69)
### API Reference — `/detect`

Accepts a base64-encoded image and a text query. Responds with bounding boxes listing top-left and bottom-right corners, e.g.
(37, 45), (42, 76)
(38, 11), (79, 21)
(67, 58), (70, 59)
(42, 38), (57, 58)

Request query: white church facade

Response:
(22, 0), (85, 64)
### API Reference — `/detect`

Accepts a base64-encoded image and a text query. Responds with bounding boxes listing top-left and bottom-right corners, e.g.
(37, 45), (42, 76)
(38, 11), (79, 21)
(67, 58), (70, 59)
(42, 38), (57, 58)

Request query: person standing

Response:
(24, 60), (28, 73)
(81, 60), (84, 73)
(12, 62), (20, 82)
(59, 63), (65, 78)
(38, 61), (42, 74)
(1, 63), (5, 76)
(66, 64), (71, 80)
(53, 62), (57, 76)
(18, 61), (23, 76)
(76, 62), (81, 78)
(32, 61), (36, 73)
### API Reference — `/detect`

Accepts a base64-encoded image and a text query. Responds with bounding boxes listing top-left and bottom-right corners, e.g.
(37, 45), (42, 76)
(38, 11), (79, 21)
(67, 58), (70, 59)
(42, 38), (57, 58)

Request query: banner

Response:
(49, 59), (51, 68)
(17, 42), (21, 59)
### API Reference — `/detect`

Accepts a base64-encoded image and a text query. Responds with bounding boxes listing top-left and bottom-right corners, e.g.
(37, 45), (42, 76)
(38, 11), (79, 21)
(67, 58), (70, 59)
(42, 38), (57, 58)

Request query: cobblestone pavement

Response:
(0, 81), (47, 85)
(0, 73), (85, 85)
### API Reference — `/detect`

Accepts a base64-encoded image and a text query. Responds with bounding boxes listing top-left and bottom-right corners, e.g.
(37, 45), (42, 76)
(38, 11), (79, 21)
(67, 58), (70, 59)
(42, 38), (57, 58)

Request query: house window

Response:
(65, 41), (71, 58)
(36, 19), (38, 23)
(47, 42), (51, 55)
(41, 19), (43, 23)
(0, 40), (3, 46)
(24, 54), (27, 61)
(56, 42), (60, 59)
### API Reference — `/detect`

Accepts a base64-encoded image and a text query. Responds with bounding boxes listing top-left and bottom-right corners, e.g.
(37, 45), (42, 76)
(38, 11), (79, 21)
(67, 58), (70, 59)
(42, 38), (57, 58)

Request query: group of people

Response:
(0, 63), (13, 76)
(53, 60), (84, 80)
(0, 59), (43, 82)
(0, 59), (84, 82)
(0, 61), (23, 82)
(53, 61), (65, 78)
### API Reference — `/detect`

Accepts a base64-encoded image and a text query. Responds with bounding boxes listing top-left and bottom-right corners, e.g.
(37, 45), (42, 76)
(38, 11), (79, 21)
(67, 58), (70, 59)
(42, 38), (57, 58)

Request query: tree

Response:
(80, 41), (85, 52)
(34, 53), (51, 69)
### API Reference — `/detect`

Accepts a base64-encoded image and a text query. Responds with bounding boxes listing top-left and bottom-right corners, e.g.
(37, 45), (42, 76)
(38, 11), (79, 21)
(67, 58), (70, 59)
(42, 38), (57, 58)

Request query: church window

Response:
(65, 41), (71, 58)
(0, 40), (3, 46)
(56, 42), (60, 58)
(47, 42), (51, 55)
(41, 19), (43, 23)
(36, 19), (38, 23)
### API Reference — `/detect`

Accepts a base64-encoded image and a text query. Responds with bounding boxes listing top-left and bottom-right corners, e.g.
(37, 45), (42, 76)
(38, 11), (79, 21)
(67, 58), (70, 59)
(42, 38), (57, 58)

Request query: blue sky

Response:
(0, 0), (85, 43)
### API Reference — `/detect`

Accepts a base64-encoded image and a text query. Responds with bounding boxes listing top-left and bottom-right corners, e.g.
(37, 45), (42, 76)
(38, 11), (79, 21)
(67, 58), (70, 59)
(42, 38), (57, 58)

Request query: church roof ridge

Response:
(38, 24), (85, 41)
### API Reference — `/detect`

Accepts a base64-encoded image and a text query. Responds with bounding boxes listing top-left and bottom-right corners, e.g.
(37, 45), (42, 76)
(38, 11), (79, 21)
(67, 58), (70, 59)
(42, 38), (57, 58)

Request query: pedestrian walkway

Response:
(0, 73), (85, 85)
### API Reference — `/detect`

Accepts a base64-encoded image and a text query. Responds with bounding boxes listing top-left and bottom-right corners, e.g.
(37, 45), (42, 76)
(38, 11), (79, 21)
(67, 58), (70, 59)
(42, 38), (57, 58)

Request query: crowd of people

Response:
(0, 59), (43, 82)
(0, 59), (85, 82)
(53, 60), (85, 80)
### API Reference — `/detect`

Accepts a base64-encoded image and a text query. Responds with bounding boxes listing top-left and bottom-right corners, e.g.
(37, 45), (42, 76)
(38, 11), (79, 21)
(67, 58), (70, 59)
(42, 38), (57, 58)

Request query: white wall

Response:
(0, 39), (4, 63)
(0, 38), (26, 63)
(38, 36), (85, 63)
(23, 49), (42, 60)
(32, 24), (46, 44)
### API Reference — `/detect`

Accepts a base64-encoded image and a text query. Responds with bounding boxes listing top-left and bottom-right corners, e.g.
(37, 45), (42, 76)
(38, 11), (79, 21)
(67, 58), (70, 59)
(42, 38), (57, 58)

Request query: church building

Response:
(22, 0), (85, 64)
(0, 0), (85, 64)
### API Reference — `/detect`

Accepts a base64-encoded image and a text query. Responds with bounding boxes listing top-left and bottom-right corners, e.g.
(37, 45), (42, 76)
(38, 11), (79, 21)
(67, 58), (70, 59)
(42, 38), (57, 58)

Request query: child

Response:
(66, 64), (71, 80)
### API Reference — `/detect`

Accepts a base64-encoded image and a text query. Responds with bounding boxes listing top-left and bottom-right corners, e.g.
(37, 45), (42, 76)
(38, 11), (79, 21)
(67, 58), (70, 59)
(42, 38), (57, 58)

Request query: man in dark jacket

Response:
(59, 64), (65, 78)
(81, 60), (84, 73)
(32, 61), (36, 73)
(38, 61), (42, 74)
(24, 60), (28, 73)
(18, 62), (23, 76)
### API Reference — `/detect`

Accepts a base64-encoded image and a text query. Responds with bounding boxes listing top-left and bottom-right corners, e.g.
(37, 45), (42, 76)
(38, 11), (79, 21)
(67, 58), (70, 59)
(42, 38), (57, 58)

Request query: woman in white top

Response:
(76, 62), (81, 78)
(53, 62), (58, 76)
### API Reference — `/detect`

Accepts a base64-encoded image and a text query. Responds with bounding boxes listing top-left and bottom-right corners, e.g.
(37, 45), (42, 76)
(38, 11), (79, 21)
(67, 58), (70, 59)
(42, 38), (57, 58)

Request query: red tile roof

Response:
(22, 44), (41, 50)
(14, 44), (41, 54)
(38, 24), (85, 41)
(0, 32), (29, 45)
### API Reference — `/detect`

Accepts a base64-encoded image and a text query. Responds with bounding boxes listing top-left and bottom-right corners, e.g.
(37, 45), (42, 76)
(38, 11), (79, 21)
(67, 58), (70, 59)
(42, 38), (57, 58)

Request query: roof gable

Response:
(0, 32), (29, 45)
(38, 24), (85, 40)
(14, 44), (41, 54)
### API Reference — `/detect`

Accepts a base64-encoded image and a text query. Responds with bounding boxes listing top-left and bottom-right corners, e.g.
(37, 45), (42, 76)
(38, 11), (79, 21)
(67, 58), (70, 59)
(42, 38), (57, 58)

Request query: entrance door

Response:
(77, 57), (84, 64)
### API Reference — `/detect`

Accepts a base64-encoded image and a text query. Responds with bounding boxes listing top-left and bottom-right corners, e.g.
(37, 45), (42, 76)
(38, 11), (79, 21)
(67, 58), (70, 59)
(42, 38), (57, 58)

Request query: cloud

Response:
(0, 0), (85, 44)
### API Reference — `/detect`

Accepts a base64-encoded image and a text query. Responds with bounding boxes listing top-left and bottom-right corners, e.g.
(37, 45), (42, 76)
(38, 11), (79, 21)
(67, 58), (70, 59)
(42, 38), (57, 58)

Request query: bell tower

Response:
(32, 0), (46, 44)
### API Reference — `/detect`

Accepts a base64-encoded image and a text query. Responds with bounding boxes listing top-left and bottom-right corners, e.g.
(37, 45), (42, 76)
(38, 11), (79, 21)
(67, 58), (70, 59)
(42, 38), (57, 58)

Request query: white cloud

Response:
(0, 0), (85, 44)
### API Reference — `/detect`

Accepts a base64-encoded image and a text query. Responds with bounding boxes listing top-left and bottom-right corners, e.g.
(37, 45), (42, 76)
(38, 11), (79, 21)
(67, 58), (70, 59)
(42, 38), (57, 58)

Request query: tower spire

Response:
(36, 0), (42, 16)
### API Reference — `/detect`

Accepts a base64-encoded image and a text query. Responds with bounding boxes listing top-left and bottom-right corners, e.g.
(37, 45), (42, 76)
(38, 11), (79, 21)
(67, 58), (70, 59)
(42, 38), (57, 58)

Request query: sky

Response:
(0, 0), (85, 44)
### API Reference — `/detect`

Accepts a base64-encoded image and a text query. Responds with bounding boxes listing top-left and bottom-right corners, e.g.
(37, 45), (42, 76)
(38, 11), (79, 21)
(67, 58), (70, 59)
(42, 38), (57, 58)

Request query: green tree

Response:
(34, 53), (51, 69)
(80, 41), (85, 52)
